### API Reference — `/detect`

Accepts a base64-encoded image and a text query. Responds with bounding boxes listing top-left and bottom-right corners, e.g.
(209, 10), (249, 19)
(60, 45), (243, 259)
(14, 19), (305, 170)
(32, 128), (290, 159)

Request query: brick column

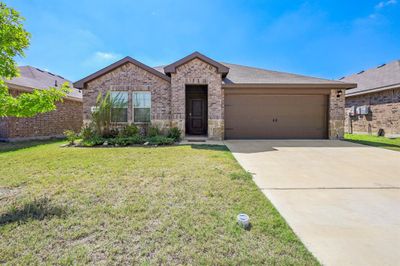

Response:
(329, 89), (345, 139)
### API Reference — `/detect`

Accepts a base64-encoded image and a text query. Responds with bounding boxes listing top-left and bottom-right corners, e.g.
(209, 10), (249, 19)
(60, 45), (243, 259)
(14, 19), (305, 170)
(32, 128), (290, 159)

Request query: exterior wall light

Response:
(337, 90), (343, 98)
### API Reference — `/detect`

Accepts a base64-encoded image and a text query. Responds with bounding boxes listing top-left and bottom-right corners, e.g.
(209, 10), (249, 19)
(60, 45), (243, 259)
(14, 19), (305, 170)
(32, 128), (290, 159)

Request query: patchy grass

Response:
(0, 141), (318, 265)
(345, 134), (400, 151)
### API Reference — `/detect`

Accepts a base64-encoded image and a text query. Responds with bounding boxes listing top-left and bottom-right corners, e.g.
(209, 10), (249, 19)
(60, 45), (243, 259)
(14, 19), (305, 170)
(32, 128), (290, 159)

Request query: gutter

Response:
(222, 83), (357, 89)
(346, 83), (400, 97)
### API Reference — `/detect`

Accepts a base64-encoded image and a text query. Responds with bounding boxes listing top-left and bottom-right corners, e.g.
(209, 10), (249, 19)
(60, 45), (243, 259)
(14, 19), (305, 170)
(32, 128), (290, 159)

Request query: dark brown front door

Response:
(187, 98), (207, 135)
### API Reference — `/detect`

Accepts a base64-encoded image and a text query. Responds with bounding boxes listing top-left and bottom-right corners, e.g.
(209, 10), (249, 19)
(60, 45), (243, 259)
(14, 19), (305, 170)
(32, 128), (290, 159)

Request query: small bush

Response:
(64, 130), (78, 145)
(148, 125), (160, 137)
(80, 135), (105, 147)
(146, 136), (175, 145)
(109, 135), (145, 146)
(167, 127), (182, 142)
(80, 124), (96, 141)
(102, 128), (119, 138)
(119, 124), (139, 137)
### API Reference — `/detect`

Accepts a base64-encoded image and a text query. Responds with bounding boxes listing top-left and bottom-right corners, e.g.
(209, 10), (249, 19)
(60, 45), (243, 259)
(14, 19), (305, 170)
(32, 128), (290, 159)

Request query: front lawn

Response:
(0, 141), (318, 265)
(345, 133), (400, 151)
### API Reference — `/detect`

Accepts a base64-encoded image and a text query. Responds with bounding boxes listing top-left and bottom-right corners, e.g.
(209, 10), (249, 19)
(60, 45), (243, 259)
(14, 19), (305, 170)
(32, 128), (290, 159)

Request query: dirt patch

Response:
(0, 187), (20, 200)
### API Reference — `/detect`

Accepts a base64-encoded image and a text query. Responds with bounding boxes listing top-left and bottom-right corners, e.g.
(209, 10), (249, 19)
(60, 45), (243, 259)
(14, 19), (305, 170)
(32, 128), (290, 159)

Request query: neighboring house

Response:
(341, 60), (400, 137)
(74, 52), (355, 140)
(0, 66), (83, 141)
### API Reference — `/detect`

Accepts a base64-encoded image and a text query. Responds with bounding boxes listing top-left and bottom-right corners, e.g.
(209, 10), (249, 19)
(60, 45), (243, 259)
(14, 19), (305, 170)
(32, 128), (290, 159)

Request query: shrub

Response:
(148, 125), (160, 137)
(109, 135), (145, 146)
(167, 127), (182, 142)
(91, 91), (126, 137)
(102, 128), (119, 138)
(80, 135), (105, 147)
(80, 124), (96, 140)
(119, 124), (139, 137)
(146, 136), (175, 145)
(64, 130), (78, 145)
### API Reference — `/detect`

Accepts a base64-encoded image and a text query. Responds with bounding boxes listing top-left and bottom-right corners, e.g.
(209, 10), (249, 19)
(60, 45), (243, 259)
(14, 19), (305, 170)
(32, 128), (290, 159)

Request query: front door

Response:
(187, 98), (207, 135)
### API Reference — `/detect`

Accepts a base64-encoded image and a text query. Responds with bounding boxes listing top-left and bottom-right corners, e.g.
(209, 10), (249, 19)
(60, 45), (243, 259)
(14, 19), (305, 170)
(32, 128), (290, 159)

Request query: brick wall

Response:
(171, 58), (224, 140)
(345, 87), (400, 137)
(0, 118), (8, 140)
(84, 62), (171, 131)
(0, 89), (82, 141)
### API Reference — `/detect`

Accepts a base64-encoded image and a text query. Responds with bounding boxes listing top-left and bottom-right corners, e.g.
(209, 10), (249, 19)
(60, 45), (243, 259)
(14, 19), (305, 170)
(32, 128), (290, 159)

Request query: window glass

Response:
(133, 92), (151, 122)
(110, 92), (128, 122)
(133, 92), (151, 108)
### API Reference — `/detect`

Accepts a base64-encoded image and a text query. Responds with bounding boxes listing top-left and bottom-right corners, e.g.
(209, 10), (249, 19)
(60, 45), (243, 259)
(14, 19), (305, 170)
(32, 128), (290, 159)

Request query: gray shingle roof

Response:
(221, 63), (348, 85)
(5, 66), (82, 100)
(154, 62), (353, 88)
(341, 60), (400, 96)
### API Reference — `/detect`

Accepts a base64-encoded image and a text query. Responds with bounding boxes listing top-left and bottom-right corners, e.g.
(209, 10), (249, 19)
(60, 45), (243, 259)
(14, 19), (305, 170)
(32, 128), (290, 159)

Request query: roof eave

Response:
(346, 83), (400, 97)
(6, 83), (83, 102)
(73, 56), (171, 89)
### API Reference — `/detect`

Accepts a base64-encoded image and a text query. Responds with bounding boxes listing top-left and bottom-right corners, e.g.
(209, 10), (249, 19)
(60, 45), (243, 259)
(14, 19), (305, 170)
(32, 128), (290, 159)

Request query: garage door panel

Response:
(224, 94), (328, 139)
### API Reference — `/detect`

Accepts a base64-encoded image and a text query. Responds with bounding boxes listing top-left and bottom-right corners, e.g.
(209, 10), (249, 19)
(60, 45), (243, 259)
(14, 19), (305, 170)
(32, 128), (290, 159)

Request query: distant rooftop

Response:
(5, 66), (82, 100)
(341, 60), (400, 96)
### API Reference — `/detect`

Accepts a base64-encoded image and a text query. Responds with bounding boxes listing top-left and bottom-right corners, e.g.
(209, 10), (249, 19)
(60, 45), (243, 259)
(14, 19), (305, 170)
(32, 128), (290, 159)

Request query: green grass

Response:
(345, 133), (400, 151)
(0, 141), (318, 265)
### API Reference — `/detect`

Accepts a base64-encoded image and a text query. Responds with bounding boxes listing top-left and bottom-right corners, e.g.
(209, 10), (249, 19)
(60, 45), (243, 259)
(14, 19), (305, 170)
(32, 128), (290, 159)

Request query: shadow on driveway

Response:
(225, 139), (367, 153)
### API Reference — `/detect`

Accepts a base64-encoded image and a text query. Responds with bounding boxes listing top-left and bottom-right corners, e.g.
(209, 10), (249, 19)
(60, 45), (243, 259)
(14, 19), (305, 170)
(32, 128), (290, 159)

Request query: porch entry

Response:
(185, 85), (208, 135)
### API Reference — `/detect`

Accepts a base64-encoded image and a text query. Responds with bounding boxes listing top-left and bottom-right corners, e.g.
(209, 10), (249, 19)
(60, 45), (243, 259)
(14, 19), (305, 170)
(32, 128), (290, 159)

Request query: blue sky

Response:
(5, 0), (400, 81)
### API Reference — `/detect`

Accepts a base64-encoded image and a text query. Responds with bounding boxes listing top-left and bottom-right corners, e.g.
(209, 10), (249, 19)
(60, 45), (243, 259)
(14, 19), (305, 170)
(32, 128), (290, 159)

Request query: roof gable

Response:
(74, 56), (171, 89)
(163, 52), (229, 76)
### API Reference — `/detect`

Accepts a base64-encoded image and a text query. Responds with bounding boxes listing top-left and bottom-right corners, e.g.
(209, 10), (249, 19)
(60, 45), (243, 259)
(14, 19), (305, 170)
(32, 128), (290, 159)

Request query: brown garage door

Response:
(225, 92), (328, 139)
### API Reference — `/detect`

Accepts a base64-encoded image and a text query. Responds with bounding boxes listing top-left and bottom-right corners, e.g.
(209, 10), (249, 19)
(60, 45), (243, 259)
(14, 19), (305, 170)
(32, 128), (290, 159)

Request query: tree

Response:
(0, 2), (70, 117)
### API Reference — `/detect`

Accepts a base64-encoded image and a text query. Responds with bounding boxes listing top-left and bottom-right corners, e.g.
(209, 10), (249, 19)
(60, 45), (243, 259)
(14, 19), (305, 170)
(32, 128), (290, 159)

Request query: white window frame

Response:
(132, 91), (151, 124)
(110, 91), (129, 123)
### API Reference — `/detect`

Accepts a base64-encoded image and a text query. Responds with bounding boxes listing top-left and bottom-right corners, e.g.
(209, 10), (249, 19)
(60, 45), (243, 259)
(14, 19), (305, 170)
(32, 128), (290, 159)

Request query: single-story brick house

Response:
(74, 52), (356, 140)
(341, 60), (400, 137)
(0, 66), (83, 141)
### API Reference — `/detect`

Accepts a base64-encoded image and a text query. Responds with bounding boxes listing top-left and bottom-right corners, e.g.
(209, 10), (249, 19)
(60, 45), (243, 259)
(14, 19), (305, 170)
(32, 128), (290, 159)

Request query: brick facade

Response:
(83, 59), (225, 140)
(84, 62), (171, 131)
(171, 58), (224, 140)
(345, 87), (400, 137)
(0, 89), (82, 141)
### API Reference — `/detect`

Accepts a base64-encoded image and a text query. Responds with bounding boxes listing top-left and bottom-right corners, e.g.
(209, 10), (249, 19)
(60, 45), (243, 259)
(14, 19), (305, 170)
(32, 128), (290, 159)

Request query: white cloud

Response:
(93, 52), (119, 61)
(375, 0), (397, 9)
(82, 51), (122, 69)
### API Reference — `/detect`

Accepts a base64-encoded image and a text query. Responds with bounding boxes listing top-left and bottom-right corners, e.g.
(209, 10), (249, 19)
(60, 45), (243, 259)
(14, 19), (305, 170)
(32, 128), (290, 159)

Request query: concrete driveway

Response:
(225, 140), (400, 266)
